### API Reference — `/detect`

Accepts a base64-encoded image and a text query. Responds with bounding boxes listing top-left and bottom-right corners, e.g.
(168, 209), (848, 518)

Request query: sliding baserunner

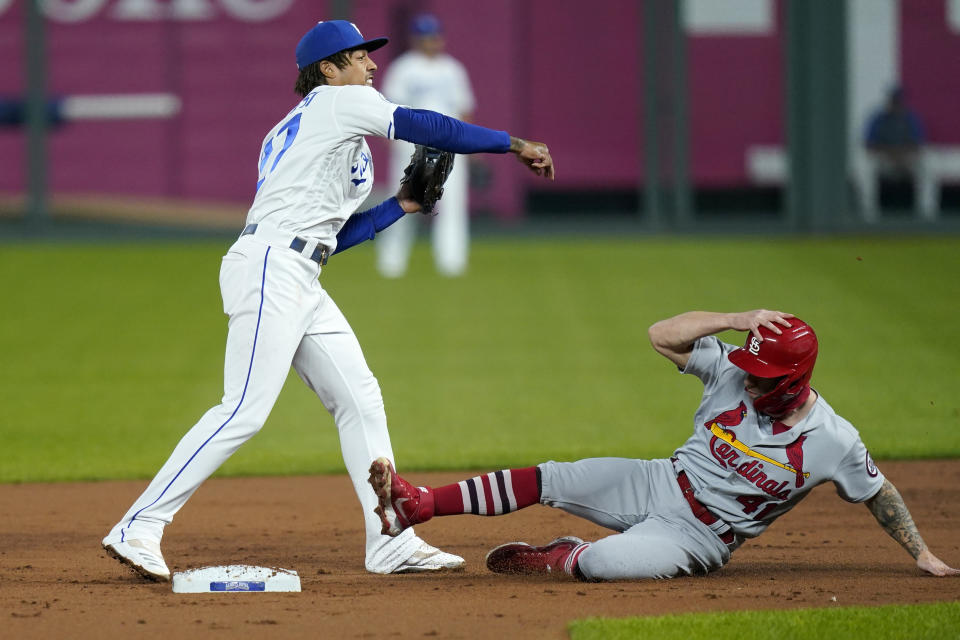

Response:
(370, 309), (958, 580)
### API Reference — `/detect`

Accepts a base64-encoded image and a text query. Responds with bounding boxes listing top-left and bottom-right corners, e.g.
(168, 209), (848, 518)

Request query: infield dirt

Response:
(3, 461), (959, 639)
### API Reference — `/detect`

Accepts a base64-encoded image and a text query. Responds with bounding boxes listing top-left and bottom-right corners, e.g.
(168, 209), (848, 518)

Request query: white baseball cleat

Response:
(391, 541), (465, 573)
(103, 538), (171, 582)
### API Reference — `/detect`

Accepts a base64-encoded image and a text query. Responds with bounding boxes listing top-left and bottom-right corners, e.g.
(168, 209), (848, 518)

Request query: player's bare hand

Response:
(917, 548), (960, 577)
(730, 309), (795, 341)
(395, 184), (422, 214)
(510, 137), (555, 180)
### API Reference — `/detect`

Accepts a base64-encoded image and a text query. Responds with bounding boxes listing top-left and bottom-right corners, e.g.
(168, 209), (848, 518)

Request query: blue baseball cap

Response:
(410, 14), (442, 36)
(296, 20), (388, 70)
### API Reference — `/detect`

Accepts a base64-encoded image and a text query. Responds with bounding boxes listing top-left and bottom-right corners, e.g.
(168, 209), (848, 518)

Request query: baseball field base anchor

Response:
(171, 565), (301, 593)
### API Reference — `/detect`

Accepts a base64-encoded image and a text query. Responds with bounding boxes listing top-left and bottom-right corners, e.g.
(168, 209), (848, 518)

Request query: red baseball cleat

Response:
(485, 536), (587, 576)
(368, 457), (436, 536)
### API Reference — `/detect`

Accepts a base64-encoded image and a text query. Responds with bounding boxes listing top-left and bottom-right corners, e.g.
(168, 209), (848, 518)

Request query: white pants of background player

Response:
(102, 230), (425, 573)
(540, 458), (736, 579)
(375, 140), (469, 278)
(852, 149), (938, 221)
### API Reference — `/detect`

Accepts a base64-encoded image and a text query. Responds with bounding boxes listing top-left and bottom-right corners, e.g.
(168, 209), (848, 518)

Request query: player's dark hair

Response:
(294, 50), (353, 97)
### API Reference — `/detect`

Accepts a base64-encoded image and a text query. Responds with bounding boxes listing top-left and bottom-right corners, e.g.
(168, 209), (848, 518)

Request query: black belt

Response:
(672, 459), (735, 546)
(241, 223), (329, 266)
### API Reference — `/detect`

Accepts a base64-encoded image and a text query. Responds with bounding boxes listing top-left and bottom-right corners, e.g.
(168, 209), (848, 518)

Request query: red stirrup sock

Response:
(433, 466), (541, 516)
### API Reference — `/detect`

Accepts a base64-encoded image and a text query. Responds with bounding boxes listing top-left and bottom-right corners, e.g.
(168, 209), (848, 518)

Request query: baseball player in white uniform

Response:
(370, 309), (959, 580)
(101, 19), (555, 582)
(375, 13), (476, 278)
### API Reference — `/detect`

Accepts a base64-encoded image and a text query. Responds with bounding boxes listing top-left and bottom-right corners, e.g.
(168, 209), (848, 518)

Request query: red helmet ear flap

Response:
(752, 369), (813, 418)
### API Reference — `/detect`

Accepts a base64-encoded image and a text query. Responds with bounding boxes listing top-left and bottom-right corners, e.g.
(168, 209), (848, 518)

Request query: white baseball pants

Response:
(103, 229), (420, 572)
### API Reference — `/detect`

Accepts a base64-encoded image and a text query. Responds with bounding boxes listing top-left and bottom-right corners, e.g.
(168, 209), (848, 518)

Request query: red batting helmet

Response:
(727, 318), (818, 418)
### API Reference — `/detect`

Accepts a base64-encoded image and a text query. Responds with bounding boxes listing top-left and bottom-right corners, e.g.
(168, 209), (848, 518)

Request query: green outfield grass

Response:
(569, 600), (960, 640)
(1, 234), (958, 483)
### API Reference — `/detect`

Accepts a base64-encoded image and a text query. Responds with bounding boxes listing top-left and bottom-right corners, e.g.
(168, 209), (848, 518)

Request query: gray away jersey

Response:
(673, 336), (885, 538)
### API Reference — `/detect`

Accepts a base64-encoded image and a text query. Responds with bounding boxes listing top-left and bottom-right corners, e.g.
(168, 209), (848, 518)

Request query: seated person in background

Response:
(858, 87), (936, 220)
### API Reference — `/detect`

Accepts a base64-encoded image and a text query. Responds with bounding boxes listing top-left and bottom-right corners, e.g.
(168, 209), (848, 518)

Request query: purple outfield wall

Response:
(1, 1), (958, 220)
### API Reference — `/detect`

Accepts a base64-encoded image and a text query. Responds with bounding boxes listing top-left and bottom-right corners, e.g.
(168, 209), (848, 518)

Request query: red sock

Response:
(433, 466), (540, 516)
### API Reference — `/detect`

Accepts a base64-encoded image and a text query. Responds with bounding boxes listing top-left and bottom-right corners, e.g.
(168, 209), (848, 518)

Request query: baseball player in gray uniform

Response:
(101, 19), (554, 582)
(369, 309), (959, 580)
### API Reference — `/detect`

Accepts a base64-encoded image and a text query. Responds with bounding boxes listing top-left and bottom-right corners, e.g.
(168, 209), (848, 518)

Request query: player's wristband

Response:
(393, 107), (510, 154)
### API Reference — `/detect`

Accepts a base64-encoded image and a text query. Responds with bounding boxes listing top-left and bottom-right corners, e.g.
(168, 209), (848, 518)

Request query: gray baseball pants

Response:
(538, 457), (735, 580)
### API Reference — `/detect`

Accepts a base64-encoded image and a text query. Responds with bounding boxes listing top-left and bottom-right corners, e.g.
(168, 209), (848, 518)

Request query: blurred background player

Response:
(855, 86), (936, 221)
(375, 13), (476, 278)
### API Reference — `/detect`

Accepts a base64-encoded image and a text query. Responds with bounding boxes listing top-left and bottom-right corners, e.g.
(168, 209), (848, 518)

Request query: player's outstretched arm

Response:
(864, 479), (960, 577)
(648, 309), (794, 369)
(391, 107), (555, 179)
